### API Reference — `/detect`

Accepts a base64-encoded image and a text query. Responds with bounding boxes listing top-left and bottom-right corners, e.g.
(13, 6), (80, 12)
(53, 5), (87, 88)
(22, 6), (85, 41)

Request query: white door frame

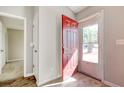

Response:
(78, 10), (104, 82)
(0, 21), (4, 74)
(0, 12), (27, 77)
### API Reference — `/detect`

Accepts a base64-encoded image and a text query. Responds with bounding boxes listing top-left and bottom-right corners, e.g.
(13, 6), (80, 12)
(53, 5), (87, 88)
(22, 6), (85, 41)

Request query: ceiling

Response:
(0, 7), (87, 30)
(68, 6), (88, 14)
(0, 16), (24, 30)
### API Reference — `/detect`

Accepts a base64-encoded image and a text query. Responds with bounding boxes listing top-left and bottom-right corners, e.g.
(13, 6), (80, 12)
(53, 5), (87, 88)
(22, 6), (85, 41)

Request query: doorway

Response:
(0, 13), (26, 82)
(78, 11), (104, 80)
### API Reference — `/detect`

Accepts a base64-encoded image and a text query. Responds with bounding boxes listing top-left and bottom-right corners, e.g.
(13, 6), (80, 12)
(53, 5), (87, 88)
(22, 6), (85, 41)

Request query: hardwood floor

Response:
(42, 73), (108, 87)
(0, 61), (37, 87)
(0, 62), (107, 87)
(0, 76), (37, 87)
(0, 61), (23, 82)
(0, 72), (108, 87)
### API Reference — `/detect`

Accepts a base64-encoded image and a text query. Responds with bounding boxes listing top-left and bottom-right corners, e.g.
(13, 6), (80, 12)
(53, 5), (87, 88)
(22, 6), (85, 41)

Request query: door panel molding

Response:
(62, 15), (79, 80)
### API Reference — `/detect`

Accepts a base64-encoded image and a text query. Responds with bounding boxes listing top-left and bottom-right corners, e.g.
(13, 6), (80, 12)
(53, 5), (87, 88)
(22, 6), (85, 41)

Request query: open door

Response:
(0, 21), (5, 74)
(62, 15), (79, 80)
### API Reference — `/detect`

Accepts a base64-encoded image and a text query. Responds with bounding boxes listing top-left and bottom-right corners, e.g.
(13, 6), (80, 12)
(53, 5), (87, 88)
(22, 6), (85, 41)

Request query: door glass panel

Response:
(82, 24), (98, 63)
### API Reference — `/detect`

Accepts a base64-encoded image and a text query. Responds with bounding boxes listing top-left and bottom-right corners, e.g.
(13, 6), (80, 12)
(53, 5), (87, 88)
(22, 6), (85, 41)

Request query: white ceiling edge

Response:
(0, 16), (24, 31)
(68, 6), (88, 14)
(7, 25), (24, 31)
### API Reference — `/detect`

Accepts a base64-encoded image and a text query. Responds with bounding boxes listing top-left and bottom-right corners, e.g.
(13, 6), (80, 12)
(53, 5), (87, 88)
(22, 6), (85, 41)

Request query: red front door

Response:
(62, 15), (79, 80)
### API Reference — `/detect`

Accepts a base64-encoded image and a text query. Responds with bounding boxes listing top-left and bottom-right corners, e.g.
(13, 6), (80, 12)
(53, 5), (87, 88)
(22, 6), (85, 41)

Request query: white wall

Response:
(77, 6), (124, 86)
(0, 6), (34, 75)
(7, 29), (24, 61)
(37, 6), (75, 85)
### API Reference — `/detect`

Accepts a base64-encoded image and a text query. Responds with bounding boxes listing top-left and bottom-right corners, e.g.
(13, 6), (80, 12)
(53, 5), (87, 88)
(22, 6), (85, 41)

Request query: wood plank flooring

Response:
(0, 76), (37, 87)
(42, 73), (108, 87)
(0, 62), (108, 87)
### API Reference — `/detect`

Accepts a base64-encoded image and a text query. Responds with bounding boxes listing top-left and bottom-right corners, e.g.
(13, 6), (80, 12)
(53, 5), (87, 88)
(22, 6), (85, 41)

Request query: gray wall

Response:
(38, 6), (75, 85)
(0, 6), (34, 75)
(77, 6), (124, 86)
(7, 29), (24, 61)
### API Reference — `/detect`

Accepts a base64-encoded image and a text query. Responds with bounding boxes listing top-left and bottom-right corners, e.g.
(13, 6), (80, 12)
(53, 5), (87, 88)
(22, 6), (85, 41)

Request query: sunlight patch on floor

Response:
(44, 77), (77, 87)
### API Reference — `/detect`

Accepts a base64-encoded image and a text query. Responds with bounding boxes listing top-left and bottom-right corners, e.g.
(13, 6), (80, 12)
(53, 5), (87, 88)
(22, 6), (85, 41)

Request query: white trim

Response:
(0, 12), (25, 20)
(24, 73), (34, 77)
(24, 17), (27, 77)
(103, 80), (120, 87)
(99, 10), (104, 82)
(0, 12), (27, 77)
(37, 75), (61, 87)
(7, 59), (24, 62)
(78, 12), (100, 23)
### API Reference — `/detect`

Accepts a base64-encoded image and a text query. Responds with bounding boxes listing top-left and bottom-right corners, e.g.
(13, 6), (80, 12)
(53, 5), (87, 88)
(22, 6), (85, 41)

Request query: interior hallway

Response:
(0, 61), (37, 87)
(0, 61), (23, 82)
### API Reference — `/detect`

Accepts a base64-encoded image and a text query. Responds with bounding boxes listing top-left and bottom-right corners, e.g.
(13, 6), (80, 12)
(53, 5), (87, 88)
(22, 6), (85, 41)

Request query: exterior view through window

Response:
(82, 24), (98, 63)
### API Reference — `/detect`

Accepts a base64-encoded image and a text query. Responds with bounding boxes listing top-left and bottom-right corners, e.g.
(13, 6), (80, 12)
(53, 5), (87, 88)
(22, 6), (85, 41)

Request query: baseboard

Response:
(37, 75), (61, 87)
(24, 73), (34, 77)
(103, 80), (120, 87)
(7, 59), (24, 62)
